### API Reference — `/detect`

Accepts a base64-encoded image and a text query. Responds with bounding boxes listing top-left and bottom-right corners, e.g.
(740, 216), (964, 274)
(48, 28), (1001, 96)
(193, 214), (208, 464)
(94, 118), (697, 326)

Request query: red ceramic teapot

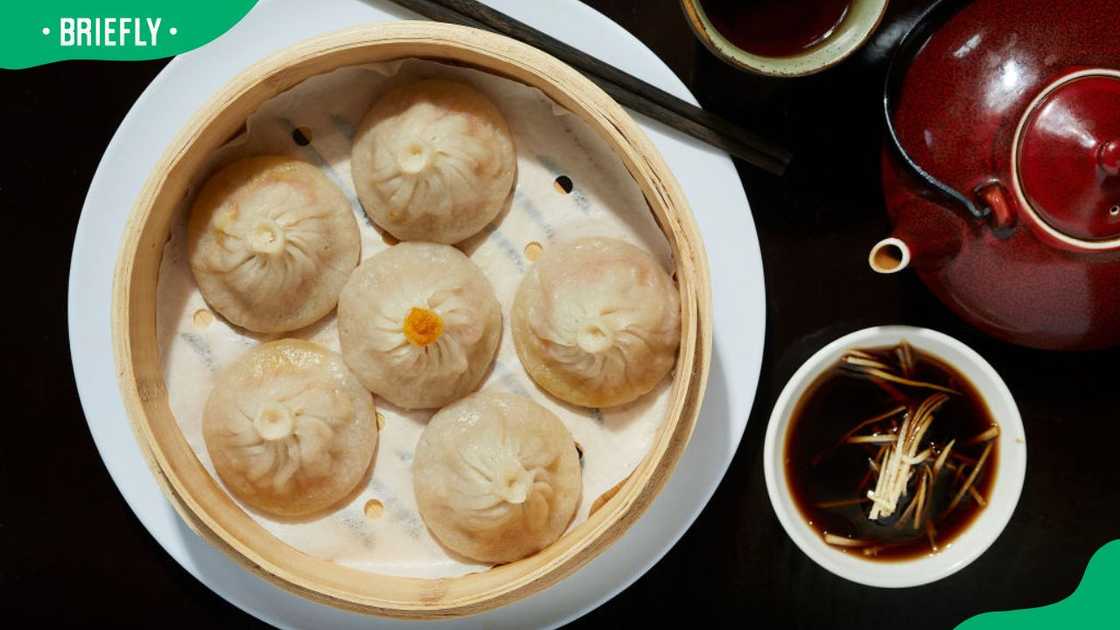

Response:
(876, 0), (1120, 350)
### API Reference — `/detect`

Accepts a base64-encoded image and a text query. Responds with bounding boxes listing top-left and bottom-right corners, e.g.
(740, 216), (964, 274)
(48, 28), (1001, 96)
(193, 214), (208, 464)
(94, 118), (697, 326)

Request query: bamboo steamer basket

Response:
(112, 22), (712, 618)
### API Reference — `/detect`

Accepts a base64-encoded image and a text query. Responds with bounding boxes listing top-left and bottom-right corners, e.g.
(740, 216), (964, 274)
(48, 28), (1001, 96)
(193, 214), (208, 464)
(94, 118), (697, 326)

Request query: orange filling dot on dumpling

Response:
(403, 307), (444, 347)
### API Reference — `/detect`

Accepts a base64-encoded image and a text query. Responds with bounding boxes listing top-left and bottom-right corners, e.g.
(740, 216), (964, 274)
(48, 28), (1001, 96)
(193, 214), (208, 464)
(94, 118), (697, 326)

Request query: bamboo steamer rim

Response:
(112, 22), (712, 618)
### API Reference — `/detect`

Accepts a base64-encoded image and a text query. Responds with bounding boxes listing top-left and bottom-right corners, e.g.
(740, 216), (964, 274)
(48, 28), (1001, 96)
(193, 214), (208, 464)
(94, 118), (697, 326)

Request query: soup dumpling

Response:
(188, 156), (360, 333)
(512, 237), (681, 408)
(202, 339), (378, 517)
(413, 391), (581, 563)
(338, 242), (501, 410)
(350, 79), (516, 244)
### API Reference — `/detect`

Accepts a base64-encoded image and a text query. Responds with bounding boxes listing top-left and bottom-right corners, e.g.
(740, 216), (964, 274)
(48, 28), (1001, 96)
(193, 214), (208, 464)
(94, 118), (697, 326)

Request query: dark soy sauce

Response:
(786, 346), (998, 561)
(700, 0), (852, 58)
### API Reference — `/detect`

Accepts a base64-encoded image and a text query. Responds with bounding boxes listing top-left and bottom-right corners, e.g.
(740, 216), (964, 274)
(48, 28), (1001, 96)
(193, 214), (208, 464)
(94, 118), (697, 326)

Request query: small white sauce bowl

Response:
(763, 326), (1027, 587)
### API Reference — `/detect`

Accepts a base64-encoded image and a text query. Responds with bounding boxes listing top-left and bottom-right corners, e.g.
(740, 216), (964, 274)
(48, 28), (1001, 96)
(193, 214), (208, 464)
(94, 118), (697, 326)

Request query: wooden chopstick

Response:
(387, 0), (791, 175)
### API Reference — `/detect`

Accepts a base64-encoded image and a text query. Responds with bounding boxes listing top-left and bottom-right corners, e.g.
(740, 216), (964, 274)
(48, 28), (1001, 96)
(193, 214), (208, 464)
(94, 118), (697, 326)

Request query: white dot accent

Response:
(169, 27), (178, 36)
(41, 27), (50, 36)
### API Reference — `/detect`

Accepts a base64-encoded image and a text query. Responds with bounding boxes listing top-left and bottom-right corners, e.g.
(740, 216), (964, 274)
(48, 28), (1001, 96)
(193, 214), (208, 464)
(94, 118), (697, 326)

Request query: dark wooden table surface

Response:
(4, 0), (1117, 627)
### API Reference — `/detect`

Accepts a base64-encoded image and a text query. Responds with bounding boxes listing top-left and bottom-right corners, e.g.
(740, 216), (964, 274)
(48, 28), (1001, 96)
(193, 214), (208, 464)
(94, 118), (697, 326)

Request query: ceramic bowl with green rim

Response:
(681, 0), (890, 77)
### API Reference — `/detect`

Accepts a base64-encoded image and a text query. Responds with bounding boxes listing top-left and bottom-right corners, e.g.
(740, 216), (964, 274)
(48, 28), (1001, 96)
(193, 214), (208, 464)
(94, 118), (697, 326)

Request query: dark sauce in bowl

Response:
(785, 345), (998, 561)
(699, 0), (852, 58)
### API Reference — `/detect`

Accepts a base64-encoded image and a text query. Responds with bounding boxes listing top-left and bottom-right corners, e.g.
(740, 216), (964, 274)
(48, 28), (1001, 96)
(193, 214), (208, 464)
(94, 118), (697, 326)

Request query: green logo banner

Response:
(959, 540), (1120, 628)
(1, 1), (259, 69)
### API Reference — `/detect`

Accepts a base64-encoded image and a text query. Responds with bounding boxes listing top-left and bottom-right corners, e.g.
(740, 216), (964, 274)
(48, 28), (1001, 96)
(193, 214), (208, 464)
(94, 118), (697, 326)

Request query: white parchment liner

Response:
(157, 59), (675, 578)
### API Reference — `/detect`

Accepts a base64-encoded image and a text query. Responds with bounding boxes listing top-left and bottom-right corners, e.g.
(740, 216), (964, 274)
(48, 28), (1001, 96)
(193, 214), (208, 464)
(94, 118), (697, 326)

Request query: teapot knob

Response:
(1099, 139), (1120, 177)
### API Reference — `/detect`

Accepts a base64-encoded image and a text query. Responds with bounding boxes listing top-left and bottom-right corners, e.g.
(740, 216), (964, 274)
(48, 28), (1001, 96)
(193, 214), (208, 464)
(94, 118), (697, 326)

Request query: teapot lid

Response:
(1015, 70), (1120, 246)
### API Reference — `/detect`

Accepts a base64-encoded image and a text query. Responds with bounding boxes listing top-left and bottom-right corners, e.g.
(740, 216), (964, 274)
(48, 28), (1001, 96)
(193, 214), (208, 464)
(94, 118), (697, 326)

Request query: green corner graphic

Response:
(1, 1), (259, 69)
(958, 540), (1120, 629)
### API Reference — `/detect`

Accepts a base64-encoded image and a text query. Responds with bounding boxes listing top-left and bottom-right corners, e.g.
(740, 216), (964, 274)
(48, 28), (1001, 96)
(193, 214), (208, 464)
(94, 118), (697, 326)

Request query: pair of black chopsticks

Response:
(387, 0), (791, 175)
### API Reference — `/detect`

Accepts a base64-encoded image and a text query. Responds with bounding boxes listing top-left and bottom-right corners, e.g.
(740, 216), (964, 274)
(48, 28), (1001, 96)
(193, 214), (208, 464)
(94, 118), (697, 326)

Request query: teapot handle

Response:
(883, 0), (1011, 231)
(976, 183), (1018, 231)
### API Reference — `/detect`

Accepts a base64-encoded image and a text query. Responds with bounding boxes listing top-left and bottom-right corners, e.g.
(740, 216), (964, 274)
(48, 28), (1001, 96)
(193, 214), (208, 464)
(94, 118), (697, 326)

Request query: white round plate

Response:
(68, 0), (766, 627)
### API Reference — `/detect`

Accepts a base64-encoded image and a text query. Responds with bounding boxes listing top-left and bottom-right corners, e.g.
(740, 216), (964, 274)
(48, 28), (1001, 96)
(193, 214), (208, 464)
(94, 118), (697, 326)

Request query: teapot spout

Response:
(869, 237), (911, 274)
